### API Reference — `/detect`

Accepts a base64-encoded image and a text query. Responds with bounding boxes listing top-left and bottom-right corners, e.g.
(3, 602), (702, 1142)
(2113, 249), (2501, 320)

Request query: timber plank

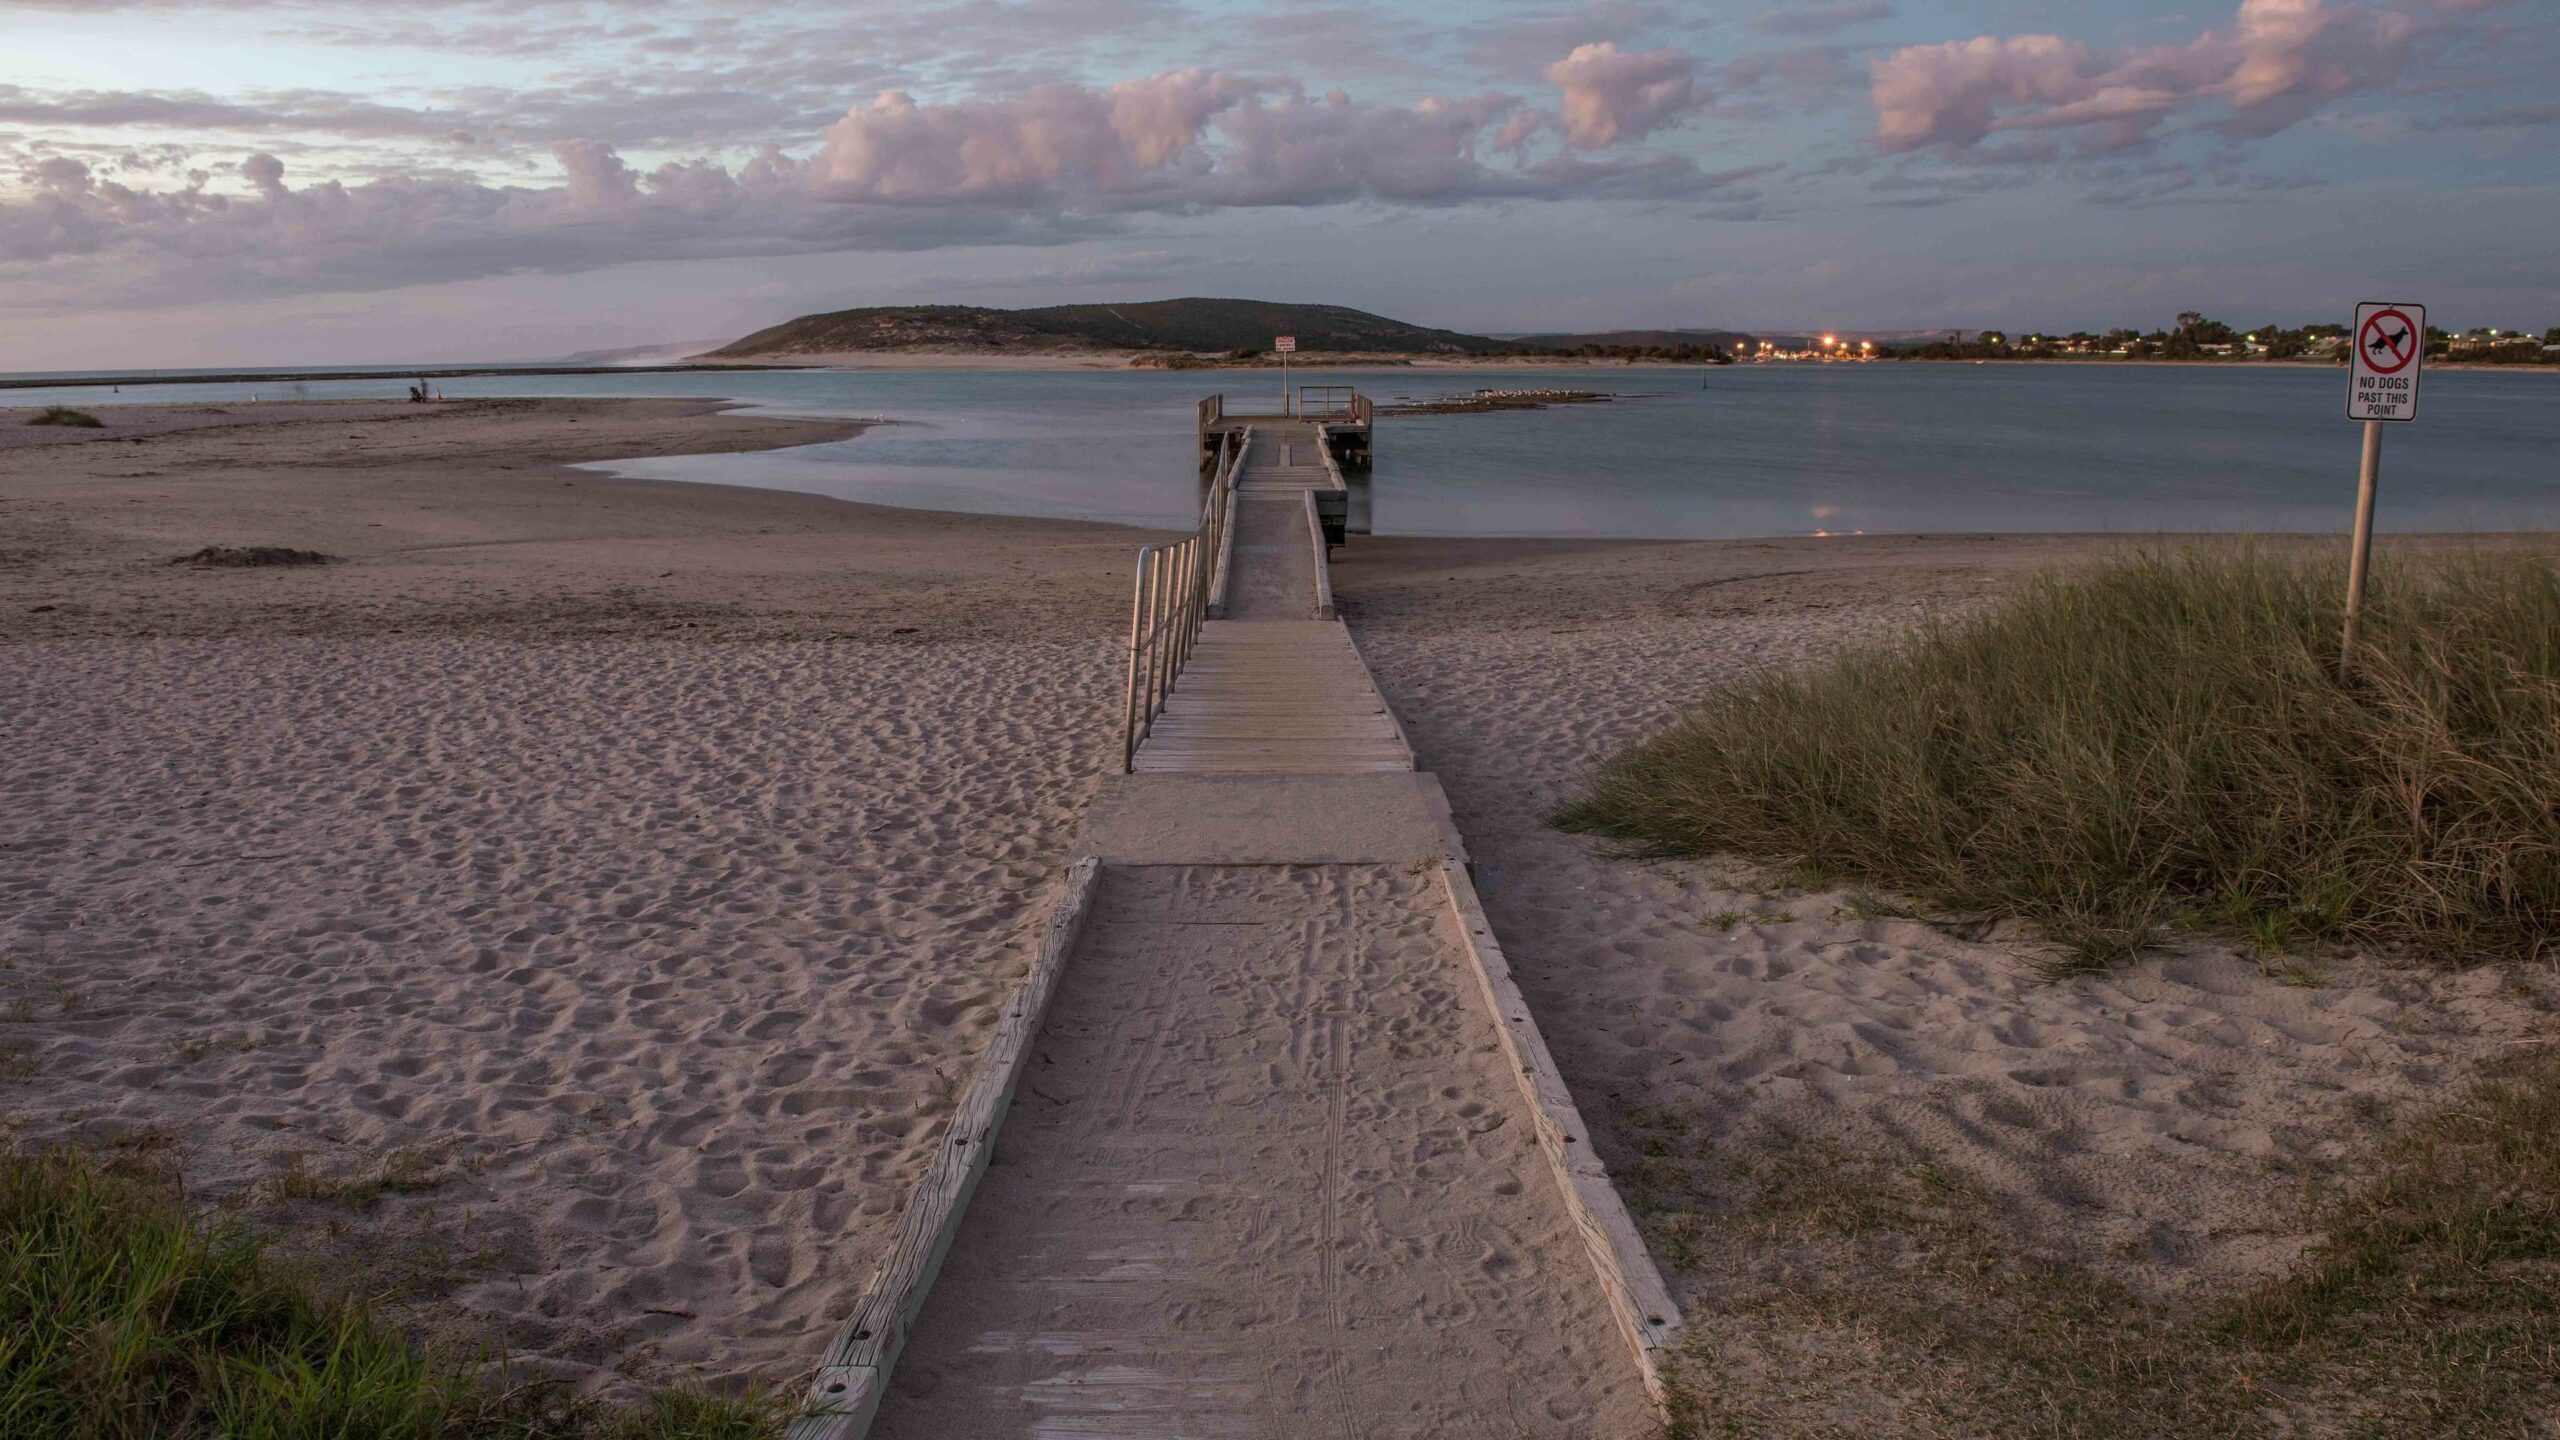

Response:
(790, 859), (1106, 1440)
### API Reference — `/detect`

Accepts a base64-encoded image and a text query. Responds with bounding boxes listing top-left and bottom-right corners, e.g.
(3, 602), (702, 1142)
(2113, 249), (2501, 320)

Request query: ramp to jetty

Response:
(1132, 425), (1402, 775)
(793, 393), (1679, 1440)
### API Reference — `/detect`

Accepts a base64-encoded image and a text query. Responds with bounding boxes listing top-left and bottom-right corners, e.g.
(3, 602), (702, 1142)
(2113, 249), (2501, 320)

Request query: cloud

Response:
(1754, 2), (1894, 39)
(809, 70), (1261, 201)
(0, 62), (1747, 311)
(1545, 42), (1704, 147)
(1870, 0), (2418, 153)
(2416, 100), (2560, 130)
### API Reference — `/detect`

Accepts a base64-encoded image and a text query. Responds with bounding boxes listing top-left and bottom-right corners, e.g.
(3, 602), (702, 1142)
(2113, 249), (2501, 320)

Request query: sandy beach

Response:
(0, 398), (1151, 1393)
(1336, 533), (2560, 1425)
(5, 402), (2553, 1421)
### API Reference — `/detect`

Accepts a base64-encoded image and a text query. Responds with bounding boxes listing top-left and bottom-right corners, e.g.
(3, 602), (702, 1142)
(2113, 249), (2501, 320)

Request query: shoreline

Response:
(5, 397), (2554, 1416)
(702, 348), (2560, 375)
(0, 362), (817, 392)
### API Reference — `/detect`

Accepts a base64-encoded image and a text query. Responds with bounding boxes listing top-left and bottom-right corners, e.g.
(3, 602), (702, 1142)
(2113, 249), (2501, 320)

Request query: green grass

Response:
(0, 1147), (800, 1439)
(1638, 1057), (2560, 1438)
(1559, 548), (2560, 967)
(2214, 1053), (2560, 1426)
(26, 406), (104, 428)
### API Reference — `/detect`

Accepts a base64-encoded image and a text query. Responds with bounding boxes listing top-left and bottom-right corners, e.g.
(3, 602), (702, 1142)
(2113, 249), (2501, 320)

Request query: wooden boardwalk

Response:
(1131, 425), (1405, 775)
(797, 391), (1678, 1440)
(1131, 622), (1407, 774)
(866, 865), (1652, 1439)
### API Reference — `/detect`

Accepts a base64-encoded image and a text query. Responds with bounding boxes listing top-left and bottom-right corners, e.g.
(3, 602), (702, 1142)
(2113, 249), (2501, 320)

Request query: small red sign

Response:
(2358, 308), (2417, 375)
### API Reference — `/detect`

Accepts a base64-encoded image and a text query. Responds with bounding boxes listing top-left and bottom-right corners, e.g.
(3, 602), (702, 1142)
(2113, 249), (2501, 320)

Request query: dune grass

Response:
(0, 1147), (796, 1440)
(25, 406), (104, 428)
(1643, 1054), (2560, 1437)
(1558, 548), (2560, 967)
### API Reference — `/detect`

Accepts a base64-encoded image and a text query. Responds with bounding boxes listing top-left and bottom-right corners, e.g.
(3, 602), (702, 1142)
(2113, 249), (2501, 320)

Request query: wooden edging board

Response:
(1303, 488), (1336, 620)
(1338, 622), (1416, 767)
(1437, 855), (1685, 1408)
(788, 856), (1106, 1440)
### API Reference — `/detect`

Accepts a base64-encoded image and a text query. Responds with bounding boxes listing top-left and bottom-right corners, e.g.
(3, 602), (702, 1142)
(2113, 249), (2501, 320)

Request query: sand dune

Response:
(1339, 533), (2560, 1419)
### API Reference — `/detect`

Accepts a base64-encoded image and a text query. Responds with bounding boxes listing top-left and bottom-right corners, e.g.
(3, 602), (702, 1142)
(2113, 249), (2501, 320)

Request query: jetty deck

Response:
(796, 391), (1677, 1440)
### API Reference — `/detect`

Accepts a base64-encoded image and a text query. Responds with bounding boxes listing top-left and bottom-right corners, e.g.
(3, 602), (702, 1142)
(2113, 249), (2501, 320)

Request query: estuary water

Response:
(9, 362), (2555, 538)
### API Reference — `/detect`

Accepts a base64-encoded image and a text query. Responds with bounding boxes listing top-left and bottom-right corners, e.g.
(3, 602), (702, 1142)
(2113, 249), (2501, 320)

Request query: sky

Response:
(1, 0), (2554, 369)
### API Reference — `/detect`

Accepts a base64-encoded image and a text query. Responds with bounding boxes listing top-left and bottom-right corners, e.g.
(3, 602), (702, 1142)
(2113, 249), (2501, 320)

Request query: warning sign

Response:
(2347, 301), (2423, 423)
(1274, 335), (1297, 354)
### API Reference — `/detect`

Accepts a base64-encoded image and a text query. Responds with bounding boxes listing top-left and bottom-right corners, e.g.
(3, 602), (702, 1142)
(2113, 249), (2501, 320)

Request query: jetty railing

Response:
(1297, 385), (1358, 420)
(1124, 428), (1247, 771)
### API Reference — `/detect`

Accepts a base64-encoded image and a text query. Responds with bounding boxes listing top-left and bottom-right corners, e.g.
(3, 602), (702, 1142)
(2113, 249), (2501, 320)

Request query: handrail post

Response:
(1124, 546), (1154, 772)
(1144, 548), (1170, 737)
(1174, 540), (1195, 671)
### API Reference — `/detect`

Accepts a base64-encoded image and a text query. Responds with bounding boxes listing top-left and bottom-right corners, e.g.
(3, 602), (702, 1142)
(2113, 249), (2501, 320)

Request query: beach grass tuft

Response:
(25, 406), (104, 428)
(1640, 1055), (2560, 1437)
(0, 1146), (800, 1439)
(173, 545), (339, 568)
(1558, 547), (2560, 967)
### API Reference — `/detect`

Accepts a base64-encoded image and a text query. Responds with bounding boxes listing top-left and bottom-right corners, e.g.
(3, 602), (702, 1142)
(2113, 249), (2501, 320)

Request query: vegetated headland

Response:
(700, 297), (1749, 366)
(702, 297), (2560, 370)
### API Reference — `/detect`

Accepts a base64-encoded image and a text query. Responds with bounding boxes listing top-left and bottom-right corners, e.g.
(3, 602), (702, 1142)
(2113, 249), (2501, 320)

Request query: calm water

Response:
(10, 363), (2555, 538)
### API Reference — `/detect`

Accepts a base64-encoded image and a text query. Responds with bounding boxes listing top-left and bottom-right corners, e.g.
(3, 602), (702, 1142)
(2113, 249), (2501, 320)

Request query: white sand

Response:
(0, 398), (1151, 1395)
(0, 633), (1118, 1389)
(10, 399), (2550, 1424)
(1338, 533), (2559, 1417)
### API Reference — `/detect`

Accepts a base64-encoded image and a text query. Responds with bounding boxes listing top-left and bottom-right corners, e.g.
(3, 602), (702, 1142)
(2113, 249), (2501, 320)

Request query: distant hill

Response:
(706, 299), (1518, 359)
(555, 340), (730, 366)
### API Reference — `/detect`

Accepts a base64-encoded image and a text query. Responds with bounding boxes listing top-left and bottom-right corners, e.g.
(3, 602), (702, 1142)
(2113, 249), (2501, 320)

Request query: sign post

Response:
(1275, 334), (1296, 415)
(2339, 300), (2423, 676)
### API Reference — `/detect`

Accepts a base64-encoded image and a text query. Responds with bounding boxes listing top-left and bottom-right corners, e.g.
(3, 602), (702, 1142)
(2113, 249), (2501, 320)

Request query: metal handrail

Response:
(1123, 428), (1247, 772)
(1298, 385), (1358, 419)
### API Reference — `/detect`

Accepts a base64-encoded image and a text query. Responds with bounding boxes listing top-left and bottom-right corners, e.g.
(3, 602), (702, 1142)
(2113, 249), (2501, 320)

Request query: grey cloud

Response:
(0, 63), (1749, 311)
(1754, 2), (1893, 39)
(2417, 100), (2560, 130)
(1869, 0), (2422, 154)
(1545, 42), (1705, 147)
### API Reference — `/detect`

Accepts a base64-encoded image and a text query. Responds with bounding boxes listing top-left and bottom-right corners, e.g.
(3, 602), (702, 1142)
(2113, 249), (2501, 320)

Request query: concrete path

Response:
(869, 865), (1654, 1439)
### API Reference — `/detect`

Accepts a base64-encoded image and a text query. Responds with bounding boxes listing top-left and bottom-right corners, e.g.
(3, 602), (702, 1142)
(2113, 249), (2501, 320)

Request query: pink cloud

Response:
(0, 66), (1749, 312)
(1870, 0), (2418, 152)
(1545, 42), (1704, 148)
(811, 70), (1267, 201)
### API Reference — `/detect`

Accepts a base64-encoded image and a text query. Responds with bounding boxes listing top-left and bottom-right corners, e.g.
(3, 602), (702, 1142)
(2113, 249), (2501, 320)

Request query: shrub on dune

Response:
(1559, 548), (2560, 968)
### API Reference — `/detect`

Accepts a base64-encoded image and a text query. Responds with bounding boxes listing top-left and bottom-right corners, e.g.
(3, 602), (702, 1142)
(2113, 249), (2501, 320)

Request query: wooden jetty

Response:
(1126, 419), (1399, 774)
(795, 388), (1680, 1440)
